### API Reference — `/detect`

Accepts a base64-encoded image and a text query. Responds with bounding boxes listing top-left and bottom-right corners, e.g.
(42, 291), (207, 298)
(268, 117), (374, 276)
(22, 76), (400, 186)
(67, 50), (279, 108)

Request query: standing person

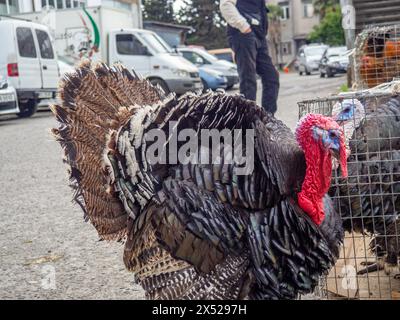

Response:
(220, 0), (280, 114)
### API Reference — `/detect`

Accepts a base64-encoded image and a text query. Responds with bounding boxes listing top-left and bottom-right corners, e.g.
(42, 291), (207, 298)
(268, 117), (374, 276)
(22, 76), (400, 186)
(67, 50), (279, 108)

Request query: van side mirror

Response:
(0, 80), (8, 90)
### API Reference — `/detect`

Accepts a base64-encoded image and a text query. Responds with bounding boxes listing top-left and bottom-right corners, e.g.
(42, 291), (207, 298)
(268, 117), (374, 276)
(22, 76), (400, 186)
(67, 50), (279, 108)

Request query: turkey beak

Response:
(330, 148), (340, 161)
(329, 138), (348, 178)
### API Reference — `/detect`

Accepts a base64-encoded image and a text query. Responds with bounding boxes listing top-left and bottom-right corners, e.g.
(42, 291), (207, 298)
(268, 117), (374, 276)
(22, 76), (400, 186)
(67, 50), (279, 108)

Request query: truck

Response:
(14, 6), (202, 94)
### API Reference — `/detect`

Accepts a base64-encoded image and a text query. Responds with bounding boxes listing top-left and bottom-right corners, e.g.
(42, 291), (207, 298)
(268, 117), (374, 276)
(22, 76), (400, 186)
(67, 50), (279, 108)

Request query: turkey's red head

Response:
(295, 114), (347, 225)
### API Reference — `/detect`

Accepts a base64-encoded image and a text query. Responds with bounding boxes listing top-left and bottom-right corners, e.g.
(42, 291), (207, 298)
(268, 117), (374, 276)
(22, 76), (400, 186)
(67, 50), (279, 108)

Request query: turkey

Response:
(52, 61), (348, 300)
(331, 96), (400, 274)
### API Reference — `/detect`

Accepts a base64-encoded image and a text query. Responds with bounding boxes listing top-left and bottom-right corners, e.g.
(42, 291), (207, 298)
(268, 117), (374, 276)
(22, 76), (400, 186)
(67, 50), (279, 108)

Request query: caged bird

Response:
(331, 97), (400, 275)
(51, 61), (348, 300)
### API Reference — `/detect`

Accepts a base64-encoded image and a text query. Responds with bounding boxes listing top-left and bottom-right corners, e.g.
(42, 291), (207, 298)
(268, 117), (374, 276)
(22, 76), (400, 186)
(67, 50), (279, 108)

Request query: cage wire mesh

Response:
(354, 24), (400, 90)
(298, 87), (400, 300)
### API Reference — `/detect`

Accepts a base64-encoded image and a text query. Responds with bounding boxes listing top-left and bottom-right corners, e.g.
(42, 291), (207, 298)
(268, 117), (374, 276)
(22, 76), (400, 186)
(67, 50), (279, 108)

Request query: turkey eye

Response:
(329, 132), (337, 139)
(343, 107), (351, 113)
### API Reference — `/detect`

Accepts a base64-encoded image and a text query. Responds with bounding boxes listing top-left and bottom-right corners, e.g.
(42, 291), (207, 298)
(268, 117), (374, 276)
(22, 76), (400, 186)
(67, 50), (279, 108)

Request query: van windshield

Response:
(305, 46), (327, 56)
(139, 32), (173, 54)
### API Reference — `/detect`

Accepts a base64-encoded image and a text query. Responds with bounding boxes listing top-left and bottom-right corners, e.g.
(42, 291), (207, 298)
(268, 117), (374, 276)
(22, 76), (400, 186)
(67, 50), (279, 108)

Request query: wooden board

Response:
(325, 232), (400, 299)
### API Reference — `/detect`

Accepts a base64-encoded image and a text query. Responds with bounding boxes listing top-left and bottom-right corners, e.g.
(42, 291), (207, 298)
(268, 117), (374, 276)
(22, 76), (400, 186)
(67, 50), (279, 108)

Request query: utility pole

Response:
(340, 0), (356, 49)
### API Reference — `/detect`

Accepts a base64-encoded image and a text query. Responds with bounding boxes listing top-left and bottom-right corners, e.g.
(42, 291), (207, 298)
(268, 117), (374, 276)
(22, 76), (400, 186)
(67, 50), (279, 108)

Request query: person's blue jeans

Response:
(229, 31), (280, 114)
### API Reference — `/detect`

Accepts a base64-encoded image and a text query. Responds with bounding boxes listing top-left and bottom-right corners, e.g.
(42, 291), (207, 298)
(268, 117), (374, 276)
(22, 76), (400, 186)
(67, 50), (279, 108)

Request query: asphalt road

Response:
(0, 72), (346, 299)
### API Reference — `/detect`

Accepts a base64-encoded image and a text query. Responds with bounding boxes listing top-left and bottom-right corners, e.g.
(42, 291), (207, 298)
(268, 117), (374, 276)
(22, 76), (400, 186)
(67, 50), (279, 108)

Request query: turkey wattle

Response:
(52, 61), (347, 299)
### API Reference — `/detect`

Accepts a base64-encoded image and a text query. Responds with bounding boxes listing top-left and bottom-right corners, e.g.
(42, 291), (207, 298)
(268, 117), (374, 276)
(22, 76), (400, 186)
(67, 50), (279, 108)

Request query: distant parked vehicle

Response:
(208, 48), (235, 64)
(319, 46), (349, 78)
(58, 58), (75, 77)
(0, 75), (19, 116)
(0, 19), (60, 118)
(179, 47), (239, 89)
(296, 44), (328, 76)
(199, 67), (228, 91)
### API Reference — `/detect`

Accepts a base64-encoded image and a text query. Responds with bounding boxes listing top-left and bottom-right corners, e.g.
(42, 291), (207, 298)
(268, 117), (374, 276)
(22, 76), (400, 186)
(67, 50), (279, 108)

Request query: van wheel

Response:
(149, 78), (170, 95)
(17, 100), (38, 118)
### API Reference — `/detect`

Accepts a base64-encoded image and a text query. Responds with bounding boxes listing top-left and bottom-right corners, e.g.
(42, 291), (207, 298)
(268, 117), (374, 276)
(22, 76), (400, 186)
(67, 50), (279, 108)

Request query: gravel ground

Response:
(0, 72), (345, 299)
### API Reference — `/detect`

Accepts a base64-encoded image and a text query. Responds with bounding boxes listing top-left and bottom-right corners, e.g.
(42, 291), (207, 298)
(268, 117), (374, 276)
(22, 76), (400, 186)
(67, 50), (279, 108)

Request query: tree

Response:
(267, 4), (283, 66)
(313, 0), (339, 18)
(176, 0), (228, 49)
(308, 5), (345, 46)
(142, 0), (175, 23)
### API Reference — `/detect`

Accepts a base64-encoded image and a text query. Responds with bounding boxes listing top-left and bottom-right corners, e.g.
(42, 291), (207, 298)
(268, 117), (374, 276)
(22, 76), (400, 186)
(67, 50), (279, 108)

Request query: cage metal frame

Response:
(298, 90), (400, 300)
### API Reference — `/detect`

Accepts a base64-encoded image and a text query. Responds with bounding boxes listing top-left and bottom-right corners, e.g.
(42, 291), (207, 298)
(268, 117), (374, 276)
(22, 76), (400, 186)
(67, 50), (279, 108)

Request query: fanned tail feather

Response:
(51, 60), (164, 240)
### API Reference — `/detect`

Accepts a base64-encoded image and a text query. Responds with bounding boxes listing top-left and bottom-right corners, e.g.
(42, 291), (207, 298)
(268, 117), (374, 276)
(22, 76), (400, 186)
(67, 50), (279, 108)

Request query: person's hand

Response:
(242, 27), (252, 34)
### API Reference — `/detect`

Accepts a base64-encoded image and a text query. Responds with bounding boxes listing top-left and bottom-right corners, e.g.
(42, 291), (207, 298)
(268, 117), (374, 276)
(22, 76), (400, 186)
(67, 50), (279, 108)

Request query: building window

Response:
(103, 0), (131, 11)
(0, 0), (8, 14)
(278, 1), (290, 20)
(8, 0), (18, 13)
(281, 42), (292, 56)
(302, 0), (314, 18)
(0, 0), (20, 14)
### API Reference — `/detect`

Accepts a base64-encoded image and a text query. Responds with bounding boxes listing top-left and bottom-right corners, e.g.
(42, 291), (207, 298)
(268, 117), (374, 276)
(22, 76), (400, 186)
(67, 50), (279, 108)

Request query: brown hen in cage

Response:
(355, 25), (400, 89)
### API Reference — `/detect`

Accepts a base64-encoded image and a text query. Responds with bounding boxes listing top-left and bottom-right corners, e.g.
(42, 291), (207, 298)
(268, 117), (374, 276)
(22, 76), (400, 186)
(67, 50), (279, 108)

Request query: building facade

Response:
(267, 0), (320, 66)
(0, 0), (140, 18)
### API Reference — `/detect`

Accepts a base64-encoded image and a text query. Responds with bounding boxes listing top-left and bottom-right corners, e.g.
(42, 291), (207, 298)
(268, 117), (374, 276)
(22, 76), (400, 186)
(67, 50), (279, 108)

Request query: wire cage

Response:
(298, 88), (400, 300)
(353, 24), (400, 90)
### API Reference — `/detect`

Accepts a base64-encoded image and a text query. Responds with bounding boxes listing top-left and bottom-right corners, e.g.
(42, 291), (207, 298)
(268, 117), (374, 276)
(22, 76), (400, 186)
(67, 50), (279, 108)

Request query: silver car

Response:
(0, 75), (19, 116)
(178, 47), (239, 89)
(297, 44), (328, 76)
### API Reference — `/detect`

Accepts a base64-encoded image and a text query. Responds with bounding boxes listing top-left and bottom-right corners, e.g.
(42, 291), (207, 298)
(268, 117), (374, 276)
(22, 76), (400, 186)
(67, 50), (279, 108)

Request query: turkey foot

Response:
(357, 262), (383, 275)
(360, 261), (375, 266)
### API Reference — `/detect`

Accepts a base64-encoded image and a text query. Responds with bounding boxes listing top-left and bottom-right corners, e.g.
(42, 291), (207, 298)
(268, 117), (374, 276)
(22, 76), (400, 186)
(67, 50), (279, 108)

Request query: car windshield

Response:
(327, 47), (347, 57)
(305, 46), (327, 56)
(139, 32), (172, 54)
(195, 49), (219, 63)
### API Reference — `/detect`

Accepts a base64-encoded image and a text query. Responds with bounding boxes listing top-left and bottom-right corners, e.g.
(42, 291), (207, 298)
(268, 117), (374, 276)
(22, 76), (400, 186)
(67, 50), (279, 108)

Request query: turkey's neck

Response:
(297, 146), (332, 225)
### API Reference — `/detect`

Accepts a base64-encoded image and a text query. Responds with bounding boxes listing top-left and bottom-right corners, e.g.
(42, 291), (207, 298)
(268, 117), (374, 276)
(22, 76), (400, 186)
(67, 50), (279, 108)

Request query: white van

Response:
(109, 29), (202, 94)
(0, 19), (59, 117)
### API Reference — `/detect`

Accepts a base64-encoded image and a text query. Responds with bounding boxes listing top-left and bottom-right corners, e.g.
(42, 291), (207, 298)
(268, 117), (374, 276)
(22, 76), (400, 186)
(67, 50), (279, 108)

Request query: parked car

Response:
(199, 67), (228, 91)
(179, 47), (239, 89)
(319, 46), (349, 78)
(208, 48), (235, 64)
(0, 75), (19, 116)
(0, 19), (60, 118)
(296, 44), (328, 76)
(58, 58), (75, 77)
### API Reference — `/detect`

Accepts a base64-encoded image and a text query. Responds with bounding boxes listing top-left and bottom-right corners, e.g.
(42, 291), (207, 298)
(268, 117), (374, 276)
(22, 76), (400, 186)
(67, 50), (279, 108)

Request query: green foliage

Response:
(308, 5), (345, 46)
(175, 0), (228, 49)
(312, 0), (340, 18)
(142, 0), (175, 23)
(267, 4), (283, 21)
(340, 83), (349, 92)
